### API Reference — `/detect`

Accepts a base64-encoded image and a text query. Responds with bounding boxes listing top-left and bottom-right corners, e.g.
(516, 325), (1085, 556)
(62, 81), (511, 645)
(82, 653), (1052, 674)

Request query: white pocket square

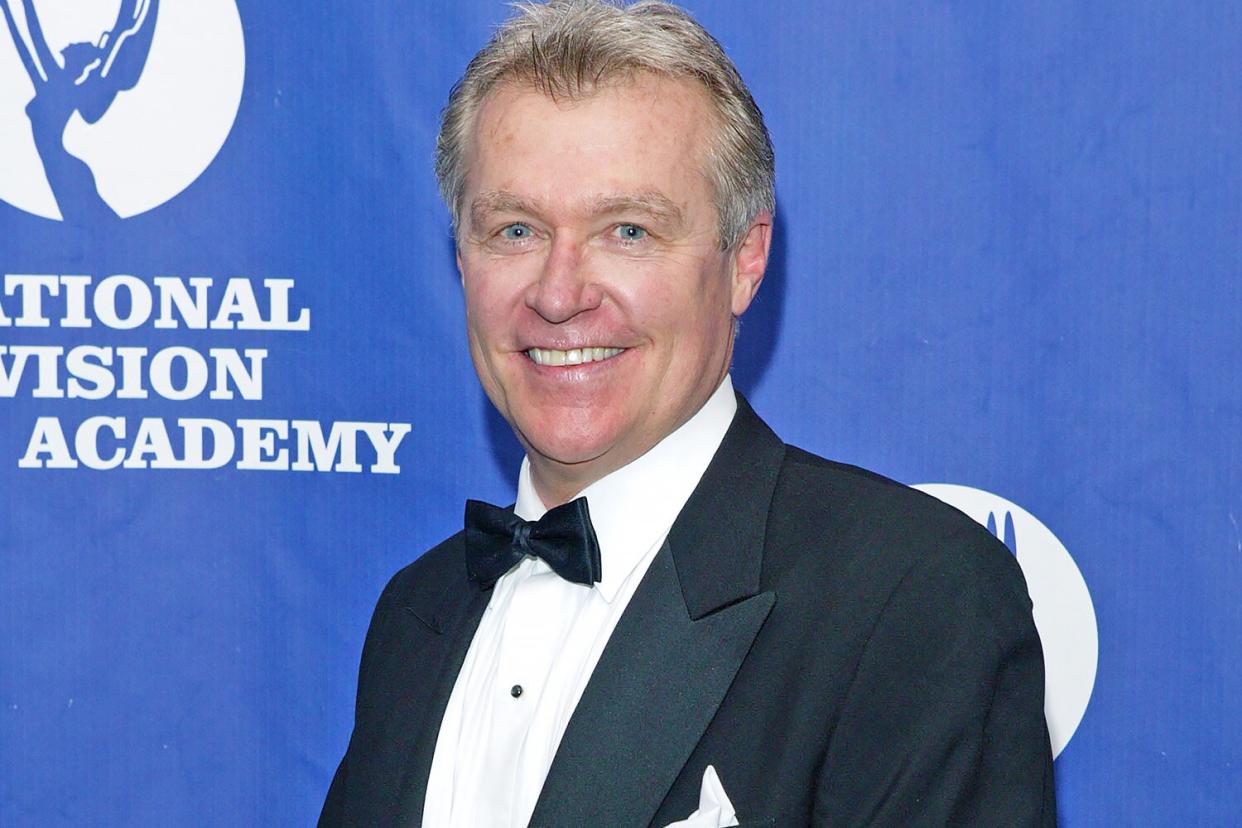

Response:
(662, 764), (740, 828)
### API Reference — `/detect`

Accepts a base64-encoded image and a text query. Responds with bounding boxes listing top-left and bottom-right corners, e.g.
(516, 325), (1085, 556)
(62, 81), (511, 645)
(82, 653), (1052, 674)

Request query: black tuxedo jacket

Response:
(321, 396), (1056, 826)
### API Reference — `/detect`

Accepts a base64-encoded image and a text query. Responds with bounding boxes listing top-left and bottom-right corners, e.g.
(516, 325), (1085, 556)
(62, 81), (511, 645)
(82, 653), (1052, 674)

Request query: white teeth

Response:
(527, 347), (624, 366)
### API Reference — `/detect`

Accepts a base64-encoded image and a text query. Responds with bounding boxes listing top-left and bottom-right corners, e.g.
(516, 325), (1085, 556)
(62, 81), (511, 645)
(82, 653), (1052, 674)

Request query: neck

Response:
(527, 454), (623, 509)
(524, 371), (736, 509)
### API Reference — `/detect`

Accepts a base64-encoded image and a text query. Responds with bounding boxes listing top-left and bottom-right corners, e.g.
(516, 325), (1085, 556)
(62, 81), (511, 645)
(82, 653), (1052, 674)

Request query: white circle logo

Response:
(0, 0), (244, 220)
(913, 483), (1097, 758)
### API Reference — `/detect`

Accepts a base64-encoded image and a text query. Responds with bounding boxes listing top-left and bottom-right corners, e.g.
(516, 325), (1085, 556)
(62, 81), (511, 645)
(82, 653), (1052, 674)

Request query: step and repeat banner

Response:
(1, 1), (1238, 824)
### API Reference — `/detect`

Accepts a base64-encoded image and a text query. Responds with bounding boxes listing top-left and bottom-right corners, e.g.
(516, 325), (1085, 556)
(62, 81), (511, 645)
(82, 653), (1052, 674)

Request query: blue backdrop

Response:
(1, 1), (1238, 824)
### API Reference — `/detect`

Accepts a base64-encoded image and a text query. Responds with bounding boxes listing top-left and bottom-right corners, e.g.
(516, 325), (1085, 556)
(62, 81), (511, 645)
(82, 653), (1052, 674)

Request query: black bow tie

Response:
(464, 497), (602, 588)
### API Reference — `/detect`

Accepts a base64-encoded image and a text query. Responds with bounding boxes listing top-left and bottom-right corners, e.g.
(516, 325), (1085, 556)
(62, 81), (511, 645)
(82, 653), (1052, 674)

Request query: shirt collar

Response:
(514, 375), (737, 602)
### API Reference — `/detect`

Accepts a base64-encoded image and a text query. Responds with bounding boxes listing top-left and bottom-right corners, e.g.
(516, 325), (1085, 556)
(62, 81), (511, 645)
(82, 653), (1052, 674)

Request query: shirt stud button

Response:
(511, 684), (523, 698)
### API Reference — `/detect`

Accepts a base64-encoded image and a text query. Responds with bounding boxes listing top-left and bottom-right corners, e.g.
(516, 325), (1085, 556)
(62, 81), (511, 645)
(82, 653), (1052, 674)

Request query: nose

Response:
(524, 236), (602, 323)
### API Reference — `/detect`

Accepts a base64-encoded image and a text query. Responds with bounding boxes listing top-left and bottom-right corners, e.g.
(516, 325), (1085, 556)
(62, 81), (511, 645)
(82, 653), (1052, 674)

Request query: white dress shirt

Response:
(422, 376), (738, 828)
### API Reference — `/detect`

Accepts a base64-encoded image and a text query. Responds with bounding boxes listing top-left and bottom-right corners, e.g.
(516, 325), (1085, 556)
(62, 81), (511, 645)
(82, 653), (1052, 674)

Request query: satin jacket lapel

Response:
(529, 395), (786, 827)
(388, 540), (492, 825)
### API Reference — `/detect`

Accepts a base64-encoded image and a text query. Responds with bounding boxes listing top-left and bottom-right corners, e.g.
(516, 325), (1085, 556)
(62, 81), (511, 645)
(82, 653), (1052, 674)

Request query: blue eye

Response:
(501, 223), (532, 240)
(615, 224), (647, 242)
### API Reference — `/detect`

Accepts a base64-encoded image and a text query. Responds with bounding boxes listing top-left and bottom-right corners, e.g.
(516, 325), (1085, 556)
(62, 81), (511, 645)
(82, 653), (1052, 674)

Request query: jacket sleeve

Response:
(318, 570), (404, 827)
(813, 531), (1057, 826)
(318, 751), (348, 827)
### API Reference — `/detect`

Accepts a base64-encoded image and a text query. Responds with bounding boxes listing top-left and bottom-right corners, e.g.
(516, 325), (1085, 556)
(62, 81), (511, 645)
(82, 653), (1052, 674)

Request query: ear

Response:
(730, 211), (773, 316)
(456, 246), (465, 287)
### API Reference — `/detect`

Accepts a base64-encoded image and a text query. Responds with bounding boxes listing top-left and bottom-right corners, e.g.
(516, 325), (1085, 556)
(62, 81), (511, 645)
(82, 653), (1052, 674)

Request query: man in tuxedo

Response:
(322, 1), (1056, 825)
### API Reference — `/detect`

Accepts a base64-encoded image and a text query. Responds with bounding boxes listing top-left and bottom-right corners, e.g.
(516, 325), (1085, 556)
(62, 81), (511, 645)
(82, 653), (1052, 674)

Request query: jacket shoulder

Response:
(765, 446), (1032, 625)
(775, 444), (988, 541)
(377, 531), (466, 608)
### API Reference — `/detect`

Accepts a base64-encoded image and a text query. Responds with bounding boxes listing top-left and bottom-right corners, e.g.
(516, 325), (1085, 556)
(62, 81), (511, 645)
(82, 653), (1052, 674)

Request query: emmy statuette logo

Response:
(0, 0), (244, 220)
(913, 483), (1098, 759)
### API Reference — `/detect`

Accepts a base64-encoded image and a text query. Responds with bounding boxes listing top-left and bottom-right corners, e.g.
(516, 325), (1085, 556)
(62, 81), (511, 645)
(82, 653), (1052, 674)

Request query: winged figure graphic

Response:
(2, 0), (160, 220)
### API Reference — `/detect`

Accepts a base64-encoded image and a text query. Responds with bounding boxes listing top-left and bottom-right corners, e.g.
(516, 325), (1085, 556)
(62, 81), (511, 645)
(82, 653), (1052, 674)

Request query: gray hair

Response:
(435, 0), (775, 249)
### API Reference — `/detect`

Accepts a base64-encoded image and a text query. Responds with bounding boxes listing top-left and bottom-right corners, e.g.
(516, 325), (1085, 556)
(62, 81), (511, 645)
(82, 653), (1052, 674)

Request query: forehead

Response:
(463, 73), (717, 215)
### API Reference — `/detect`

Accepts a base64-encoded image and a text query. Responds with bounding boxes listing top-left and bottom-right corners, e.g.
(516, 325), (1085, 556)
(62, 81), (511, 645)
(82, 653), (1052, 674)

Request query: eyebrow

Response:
(469, 191), (539, 227)
(469, 190), (686, 231)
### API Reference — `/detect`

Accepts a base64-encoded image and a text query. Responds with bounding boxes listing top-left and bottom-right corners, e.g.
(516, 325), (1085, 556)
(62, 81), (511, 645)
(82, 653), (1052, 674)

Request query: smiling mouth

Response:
(525, 347), (626, 366)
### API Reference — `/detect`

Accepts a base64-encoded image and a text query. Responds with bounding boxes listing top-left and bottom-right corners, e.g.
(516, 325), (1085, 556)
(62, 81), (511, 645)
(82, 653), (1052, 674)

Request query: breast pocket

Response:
(737, 811), (812, 827)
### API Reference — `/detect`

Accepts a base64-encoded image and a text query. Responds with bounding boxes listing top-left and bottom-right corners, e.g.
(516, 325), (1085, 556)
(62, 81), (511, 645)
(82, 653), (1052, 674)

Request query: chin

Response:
(516, 410), (625, 470)
(524, 431), (616, 469)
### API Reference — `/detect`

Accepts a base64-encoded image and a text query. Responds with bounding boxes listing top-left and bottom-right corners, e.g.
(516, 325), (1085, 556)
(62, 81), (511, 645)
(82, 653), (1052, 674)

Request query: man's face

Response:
(458, 74), (769, 500)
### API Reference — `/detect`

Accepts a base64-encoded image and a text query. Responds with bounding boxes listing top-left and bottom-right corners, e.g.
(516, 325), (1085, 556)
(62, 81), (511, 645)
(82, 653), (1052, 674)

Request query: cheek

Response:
(608, 251), (722, 314)
(463, 268), (519, 343)
(653, 269), (733, 344)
